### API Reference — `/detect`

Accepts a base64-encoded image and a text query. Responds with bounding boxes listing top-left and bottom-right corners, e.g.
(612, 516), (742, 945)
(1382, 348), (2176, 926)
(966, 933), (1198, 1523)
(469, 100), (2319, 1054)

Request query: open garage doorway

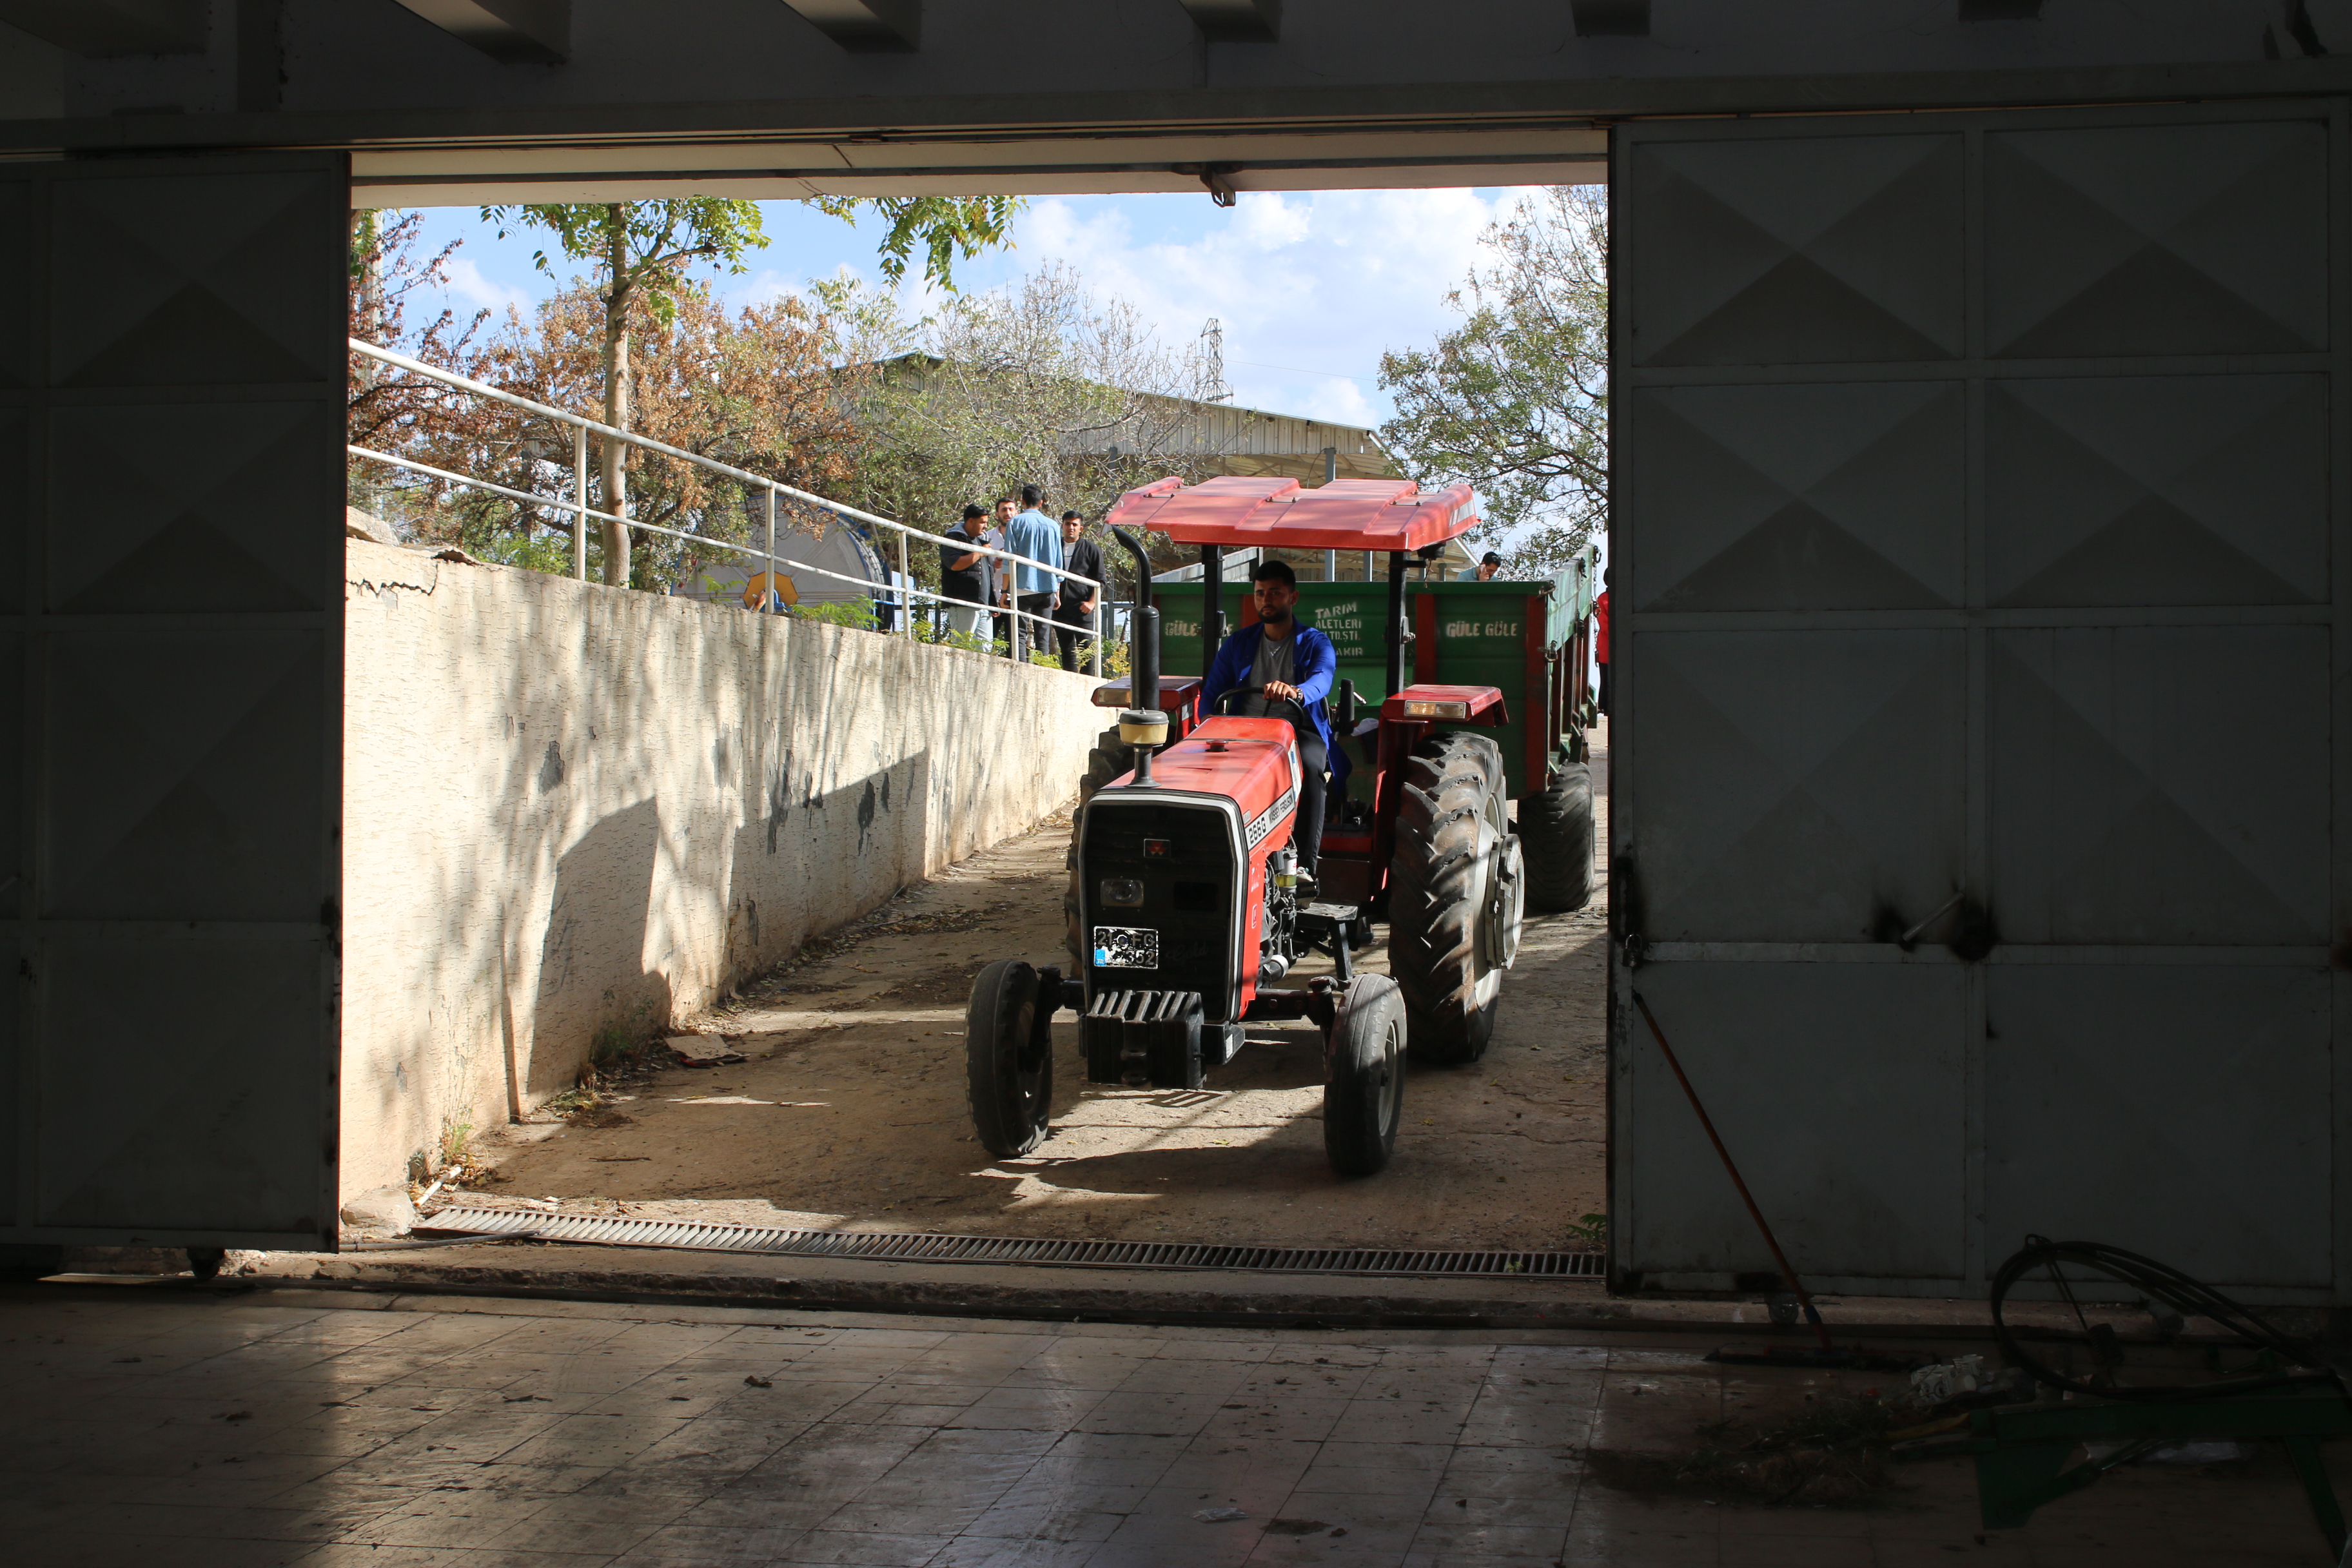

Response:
(339, 179), (1616, 1267)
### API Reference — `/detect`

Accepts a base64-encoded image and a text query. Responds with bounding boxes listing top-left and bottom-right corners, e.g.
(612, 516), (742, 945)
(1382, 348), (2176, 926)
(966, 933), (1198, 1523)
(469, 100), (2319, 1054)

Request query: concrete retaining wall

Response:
(340, 540), (1101, 1197)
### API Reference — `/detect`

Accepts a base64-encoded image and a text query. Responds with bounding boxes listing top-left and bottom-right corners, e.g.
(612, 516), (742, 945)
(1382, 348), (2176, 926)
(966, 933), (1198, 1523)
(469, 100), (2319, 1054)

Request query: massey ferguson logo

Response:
(1245, 787), (1298, 848)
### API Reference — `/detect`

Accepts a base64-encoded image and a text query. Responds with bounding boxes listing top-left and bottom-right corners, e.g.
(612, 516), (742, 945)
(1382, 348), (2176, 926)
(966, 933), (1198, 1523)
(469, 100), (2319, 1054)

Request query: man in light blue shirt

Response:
(1004, 483), (1064, 662)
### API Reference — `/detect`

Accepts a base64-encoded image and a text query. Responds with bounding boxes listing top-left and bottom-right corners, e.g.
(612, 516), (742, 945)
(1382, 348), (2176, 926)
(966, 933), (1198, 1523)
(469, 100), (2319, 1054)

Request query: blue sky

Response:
(402, 186), (1551, 435)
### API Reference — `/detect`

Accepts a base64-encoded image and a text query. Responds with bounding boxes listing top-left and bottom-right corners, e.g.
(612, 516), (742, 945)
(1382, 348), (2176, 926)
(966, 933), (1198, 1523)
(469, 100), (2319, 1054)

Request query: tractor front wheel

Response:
(1390, 732), (1515, 1065)
(1323, 975), (1406, 1177)
(1518, 760), (1596, 913)
(965, 960), (1055, 1157)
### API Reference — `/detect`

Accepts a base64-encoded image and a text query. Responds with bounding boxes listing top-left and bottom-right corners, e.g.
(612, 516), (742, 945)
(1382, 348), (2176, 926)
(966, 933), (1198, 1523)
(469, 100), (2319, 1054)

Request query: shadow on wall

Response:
(726, 745), (936, 983)
(536, 796), (672, 1092)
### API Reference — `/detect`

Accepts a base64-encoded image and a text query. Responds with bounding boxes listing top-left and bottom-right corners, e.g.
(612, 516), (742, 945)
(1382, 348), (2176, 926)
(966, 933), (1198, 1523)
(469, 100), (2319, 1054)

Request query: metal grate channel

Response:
(422, 1205), (1607, 1280)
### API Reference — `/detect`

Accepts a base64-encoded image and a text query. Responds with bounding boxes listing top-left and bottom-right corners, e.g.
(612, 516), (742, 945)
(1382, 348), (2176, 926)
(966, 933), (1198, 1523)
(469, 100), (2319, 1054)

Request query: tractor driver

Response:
(1200, 558), (1337, 890)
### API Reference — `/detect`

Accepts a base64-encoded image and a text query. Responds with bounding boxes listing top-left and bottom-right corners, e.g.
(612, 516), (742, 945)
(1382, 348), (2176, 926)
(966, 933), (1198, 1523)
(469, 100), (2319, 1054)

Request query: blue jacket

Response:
(1004, 507), (1064, 595)
(1200, 622), (1345, 783)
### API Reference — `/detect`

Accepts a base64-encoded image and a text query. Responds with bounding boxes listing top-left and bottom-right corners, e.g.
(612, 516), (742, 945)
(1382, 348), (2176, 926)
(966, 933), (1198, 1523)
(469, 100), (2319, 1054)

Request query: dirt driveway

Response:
(471, 733), (1611, 1253)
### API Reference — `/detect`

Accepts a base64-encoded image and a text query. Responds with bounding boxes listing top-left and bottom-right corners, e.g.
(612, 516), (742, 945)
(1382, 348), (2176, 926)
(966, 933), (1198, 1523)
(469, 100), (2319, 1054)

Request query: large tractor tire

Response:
(1390, 732), (1520, 1066)
(966, 960), (1055, 1157)
(1323, 975), (1406, 1177)
(1066, 727), (1128, 961)
(1519, 760), (1597, 913)
(1077, 725), (1128, 809)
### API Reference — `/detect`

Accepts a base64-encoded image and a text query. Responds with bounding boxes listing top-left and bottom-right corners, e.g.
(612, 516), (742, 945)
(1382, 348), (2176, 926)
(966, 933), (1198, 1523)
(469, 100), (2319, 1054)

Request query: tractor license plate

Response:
(1092, 926), (1160, 969)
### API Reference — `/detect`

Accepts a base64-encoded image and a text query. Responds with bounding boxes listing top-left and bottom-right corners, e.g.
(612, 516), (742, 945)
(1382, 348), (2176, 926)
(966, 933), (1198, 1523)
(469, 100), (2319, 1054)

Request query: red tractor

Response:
(964, 480), (1527, 1177)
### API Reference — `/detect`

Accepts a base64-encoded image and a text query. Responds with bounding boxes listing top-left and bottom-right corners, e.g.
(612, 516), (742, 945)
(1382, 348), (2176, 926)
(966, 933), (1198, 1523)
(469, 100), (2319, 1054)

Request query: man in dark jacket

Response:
(1199, 558), (1338, 883)
(937, 503), (990, 640)
(1052, 511), (1104, 672)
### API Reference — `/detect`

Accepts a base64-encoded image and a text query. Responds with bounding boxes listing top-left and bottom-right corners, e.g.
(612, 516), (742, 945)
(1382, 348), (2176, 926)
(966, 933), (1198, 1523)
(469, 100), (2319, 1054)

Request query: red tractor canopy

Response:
(1107, 476), (1480, 554)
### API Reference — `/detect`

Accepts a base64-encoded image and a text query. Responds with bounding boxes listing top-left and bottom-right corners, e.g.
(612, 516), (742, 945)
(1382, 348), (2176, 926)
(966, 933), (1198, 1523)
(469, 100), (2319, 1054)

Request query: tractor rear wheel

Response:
(1323, 975), (1406, 1177)
(1389, 732), (1516, 1065)
(1066, 727), (1128, 961)
(1519, 760), (1596, 913)
(965, 960), (1054, 1157)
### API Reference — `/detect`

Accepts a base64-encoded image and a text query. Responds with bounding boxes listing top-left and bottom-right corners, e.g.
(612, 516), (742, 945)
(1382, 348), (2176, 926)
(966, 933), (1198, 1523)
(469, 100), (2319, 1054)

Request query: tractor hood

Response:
(1103, 715), (1300, 853)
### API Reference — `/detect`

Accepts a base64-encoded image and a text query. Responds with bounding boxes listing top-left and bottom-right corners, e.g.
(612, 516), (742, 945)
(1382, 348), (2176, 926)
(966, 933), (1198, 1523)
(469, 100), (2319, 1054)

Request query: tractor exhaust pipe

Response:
(1111, 527), (1167, 786)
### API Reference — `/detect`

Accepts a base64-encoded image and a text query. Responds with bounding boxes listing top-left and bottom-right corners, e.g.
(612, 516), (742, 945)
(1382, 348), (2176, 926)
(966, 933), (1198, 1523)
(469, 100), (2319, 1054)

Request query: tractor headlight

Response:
(1117, 707), (1169, 747)
(1399, 698), (1471, 720)
(1100, 877), (1145, 908)
(1090, 685), (1128, 707)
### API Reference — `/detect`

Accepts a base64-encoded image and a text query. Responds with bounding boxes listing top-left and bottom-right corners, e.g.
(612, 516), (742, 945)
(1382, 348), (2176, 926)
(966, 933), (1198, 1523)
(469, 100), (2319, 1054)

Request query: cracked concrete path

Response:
(461, 732), (1612, 1252)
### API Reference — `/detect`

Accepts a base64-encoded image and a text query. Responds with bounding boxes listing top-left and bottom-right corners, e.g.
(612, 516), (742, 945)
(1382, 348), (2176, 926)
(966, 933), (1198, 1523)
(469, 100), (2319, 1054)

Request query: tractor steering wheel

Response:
(1212, 685), (1311, 720)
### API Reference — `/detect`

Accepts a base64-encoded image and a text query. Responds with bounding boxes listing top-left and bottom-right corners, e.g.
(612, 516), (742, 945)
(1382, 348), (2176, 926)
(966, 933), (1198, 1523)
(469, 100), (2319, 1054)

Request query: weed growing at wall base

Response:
(438, 1117), (475, 1172)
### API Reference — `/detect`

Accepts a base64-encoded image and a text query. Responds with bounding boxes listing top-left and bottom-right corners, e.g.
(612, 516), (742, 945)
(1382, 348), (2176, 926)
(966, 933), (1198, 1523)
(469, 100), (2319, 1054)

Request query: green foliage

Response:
(437, 1117), (475, 1171)
(789, 599), (881, 632)
(912, 622), (996, 656)
(480, 199), (769, 326)
(349, 209), (380, 279)
(1379, 187), (1608, 576)
(822, 264), (1224, 545)
(1563, 1211), (1609, 1246)
(454, 516), (578, 576)
(589, 1024), (634, 1065)
(808, 195), (1024, 293)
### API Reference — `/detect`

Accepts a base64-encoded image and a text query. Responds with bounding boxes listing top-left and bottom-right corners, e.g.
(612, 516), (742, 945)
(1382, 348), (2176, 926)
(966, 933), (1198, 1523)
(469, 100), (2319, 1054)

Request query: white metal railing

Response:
(346, 338), (1106, 672)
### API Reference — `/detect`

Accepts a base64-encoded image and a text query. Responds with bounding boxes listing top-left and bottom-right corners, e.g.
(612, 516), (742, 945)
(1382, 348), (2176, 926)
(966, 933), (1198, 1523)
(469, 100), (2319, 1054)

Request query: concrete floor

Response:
(458, 733), (1612, 1253)
(6, 1285), (2347, 1568)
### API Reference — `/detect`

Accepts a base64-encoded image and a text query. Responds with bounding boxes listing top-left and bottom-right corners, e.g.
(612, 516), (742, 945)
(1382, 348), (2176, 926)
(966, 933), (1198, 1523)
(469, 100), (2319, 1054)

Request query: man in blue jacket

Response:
(1004, 483), (1064, 662)
(1199, 558), (1338, 886)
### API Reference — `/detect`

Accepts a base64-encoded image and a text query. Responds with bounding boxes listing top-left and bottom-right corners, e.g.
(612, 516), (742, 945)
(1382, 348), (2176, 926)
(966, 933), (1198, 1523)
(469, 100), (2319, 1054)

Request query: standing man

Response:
(985, 496), (1015, 653)
(1199, 559), (1338, 887)
(1052, 510), (1103, 672)
(1592, 569), (1611, 717)
(937, 503), (990, 642)
(1004, 483), (1064, 662)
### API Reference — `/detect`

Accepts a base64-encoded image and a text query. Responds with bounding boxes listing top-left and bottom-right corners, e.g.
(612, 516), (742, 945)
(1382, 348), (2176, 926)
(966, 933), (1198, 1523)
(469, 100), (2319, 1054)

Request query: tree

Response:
(374, 279), (863, 587)
(478, 201), (770, 585)
(827, 262), (1226, 604)
(479, 195), (1023, 587)
(346, 210), (491, 465)
(1378, 186), (1608, 574)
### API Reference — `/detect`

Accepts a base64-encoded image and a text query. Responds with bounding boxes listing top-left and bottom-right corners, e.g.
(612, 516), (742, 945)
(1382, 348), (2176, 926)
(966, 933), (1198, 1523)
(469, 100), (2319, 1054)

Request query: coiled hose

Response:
(1990, 1235), (2341, 1402)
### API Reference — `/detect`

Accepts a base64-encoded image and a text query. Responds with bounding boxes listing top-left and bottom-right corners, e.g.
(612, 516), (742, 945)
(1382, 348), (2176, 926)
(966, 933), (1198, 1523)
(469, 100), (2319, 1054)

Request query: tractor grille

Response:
(1081, 798), (1237, 1020)
(420, 1206), (1607, 1280)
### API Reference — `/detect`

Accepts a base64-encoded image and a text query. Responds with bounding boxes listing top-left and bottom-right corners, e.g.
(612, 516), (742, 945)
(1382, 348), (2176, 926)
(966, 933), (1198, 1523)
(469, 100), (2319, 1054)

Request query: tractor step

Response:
(1297, 903), (1375, 956)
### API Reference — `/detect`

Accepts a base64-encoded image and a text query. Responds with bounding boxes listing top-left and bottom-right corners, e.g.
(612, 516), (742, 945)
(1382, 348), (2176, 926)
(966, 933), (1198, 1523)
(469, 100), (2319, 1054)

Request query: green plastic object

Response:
(1903, 1391), (2352, 1560)
(1149, 564), (1598, 806)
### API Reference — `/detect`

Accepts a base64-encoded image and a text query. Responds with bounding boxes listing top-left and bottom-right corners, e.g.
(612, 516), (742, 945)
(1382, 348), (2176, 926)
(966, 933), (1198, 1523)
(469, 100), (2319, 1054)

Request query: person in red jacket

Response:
(1592, 571), (1611, 717)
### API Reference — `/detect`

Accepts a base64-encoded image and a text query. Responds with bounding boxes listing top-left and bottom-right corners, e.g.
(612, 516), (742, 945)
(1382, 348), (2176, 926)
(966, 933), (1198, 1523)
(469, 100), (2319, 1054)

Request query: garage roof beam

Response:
(1570, 0), (1649, 37)
(388, 0), (569, 65)
(0, 0), (208, 55)
(1181, 0), (1281, 43)
(779, 0), (920, 52)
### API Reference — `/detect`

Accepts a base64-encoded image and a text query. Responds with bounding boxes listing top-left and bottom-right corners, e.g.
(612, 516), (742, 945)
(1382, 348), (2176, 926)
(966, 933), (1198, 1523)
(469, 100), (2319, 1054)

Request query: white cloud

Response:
(1010, 187), (1531, 430)
(719, 186), (1543, 431)
(442, 257), (534, 317)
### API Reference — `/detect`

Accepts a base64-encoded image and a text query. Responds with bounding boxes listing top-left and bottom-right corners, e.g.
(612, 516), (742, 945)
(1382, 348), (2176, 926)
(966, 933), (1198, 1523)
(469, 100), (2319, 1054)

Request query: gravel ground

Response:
(465, 730), (1612, 1253)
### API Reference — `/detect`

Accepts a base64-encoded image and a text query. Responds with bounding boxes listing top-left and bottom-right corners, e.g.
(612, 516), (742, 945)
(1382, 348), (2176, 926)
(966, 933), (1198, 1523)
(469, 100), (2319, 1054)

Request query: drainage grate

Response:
(421, 1205), (1607, 1280)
